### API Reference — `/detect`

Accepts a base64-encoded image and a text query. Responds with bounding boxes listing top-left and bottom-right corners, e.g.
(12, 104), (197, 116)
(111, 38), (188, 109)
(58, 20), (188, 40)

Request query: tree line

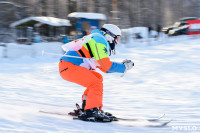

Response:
(0, 0), (200, 31)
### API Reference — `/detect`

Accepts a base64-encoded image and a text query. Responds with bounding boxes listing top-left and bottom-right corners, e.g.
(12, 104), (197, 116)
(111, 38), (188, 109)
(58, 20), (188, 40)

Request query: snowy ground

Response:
(0, 36), (200, 133)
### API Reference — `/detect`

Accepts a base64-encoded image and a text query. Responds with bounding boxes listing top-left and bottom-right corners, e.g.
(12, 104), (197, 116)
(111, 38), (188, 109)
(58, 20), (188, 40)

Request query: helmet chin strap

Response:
(109, 41), (115, 50)
(108, 41), (116, 56)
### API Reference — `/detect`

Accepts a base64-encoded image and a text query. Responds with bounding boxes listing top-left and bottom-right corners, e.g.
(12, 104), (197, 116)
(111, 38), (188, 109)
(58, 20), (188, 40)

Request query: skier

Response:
(59, 24), (134, 121)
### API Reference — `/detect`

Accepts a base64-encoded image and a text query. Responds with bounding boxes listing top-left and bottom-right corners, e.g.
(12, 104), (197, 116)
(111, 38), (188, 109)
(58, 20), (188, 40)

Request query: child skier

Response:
(59, 24), (134, 121)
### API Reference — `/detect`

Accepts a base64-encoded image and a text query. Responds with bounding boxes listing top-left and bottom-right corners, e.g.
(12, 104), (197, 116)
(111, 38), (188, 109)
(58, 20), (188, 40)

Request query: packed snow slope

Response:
(0, 36), (200, 133)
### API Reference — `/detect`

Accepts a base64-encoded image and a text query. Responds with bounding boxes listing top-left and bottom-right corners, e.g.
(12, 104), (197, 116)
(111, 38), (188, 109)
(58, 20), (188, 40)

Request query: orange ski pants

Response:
(59, 60), (103, 110)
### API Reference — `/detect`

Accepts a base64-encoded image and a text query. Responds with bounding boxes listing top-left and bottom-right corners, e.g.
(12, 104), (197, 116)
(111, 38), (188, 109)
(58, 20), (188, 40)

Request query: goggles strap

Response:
(101, 28), (117, 38)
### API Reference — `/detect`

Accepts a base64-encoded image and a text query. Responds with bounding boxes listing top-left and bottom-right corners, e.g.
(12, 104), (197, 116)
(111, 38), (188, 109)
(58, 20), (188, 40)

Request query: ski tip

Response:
(161, 119), (172, 126)
(159, 114), (165, 119)
(148, 114), (166, 122)
(148, 119), (172, 127)
(161, 119), (173, 126)
(156, 114), (166, 120)
(167, 119), (173, 123)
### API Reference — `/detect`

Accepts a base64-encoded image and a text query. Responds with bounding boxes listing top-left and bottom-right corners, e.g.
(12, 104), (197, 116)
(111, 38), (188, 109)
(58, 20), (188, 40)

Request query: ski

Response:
(68, 103), (165, 122)
(40, 106), (165, 122)
(39, 110), (171, 127)
(71, 113), (168, 123)
(39, 110), (68, 116)
(123, 120), (172, 127)
(150, 120), (172, 127)
(115, 114), (165, 122)
(39, 103), (171, 127)
(71, 115), (172, 127)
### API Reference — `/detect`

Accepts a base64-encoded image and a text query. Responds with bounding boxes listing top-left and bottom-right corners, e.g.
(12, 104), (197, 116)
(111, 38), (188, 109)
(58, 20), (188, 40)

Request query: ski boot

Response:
(99, 110), (118, 121)
(79, 108), (112, 122)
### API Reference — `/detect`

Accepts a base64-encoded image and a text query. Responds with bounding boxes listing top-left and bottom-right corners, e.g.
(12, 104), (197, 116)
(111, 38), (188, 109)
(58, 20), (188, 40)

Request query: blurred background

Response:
(0, 0), (200, 43)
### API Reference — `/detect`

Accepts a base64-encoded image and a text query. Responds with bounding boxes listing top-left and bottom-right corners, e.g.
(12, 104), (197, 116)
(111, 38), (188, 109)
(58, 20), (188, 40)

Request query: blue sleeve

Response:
(107, 62), (126, 73)
(60, 51), (83, 66)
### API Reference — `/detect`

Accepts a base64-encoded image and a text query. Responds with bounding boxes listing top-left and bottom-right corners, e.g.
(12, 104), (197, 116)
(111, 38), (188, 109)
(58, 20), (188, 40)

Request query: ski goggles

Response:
(101, 28), (120, 45)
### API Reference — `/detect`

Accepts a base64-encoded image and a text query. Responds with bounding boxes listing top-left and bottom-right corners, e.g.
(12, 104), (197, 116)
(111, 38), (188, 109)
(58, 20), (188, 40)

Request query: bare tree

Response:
(41, 0), (47, 16)
(1, 0), (200, 31)
(68, 0), (77, 13)
(54, 0), (59, 17)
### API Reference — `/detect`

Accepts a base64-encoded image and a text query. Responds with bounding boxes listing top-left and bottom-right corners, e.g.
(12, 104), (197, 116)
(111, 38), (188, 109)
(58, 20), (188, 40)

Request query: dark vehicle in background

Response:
(162, 17), (199, 36)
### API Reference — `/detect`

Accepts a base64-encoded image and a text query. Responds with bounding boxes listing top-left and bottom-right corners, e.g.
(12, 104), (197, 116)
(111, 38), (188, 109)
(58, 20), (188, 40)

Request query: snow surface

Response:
(0, 36), (200, 133)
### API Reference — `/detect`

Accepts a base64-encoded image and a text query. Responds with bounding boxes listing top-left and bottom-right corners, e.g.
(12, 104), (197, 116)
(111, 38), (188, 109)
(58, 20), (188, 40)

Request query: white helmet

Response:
(101, 24), (121, 50)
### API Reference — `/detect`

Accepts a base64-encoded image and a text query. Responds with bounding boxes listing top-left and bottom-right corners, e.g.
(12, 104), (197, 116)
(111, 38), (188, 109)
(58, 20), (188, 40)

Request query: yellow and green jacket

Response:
(60, 29), (125, 73)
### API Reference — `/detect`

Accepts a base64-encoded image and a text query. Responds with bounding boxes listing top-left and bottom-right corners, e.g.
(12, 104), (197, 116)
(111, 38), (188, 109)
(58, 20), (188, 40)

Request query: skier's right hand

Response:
(122, 59), (134, 71)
